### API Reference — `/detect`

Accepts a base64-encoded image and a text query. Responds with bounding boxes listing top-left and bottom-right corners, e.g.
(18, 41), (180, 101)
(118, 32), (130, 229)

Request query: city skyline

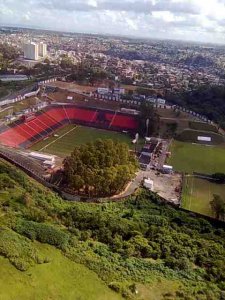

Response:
(1, 0), (225, 44)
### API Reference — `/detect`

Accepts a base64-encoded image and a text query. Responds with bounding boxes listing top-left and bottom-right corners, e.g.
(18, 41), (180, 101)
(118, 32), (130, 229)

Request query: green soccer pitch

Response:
(30, 125), (143, 157)
(167, 140), (225, 174)
(182, 176), (225, 217)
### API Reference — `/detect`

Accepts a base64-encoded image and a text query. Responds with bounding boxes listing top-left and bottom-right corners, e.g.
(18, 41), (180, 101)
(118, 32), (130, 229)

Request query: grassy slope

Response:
(0, 161), (182, 300)
(0, 243), (121, 300)
(189, 121), (218, 133)
(136, 280), (181, 300)
(168, 140), (225, 174)
(31, 125), (143, 157)
(177, 129), (224, 144)
(0, 160), (224, 300)
(182, 176), (225, 217)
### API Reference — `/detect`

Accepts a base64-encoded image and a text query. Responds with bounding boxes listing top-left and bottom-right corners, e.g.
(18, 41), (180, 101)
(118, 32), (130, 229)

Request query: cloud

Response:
(1, 0), (225, 43)
(38, 0), (201, 15)
(39, 0), (154, 14)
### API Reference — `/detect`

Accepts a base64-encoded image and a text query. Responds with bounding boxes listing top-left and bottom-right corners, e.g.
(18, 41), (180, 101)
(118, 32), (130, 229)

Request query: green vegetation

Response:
(167, 84), (225, 129)
(0, 80), (35, 100)
(66, 60), (112, 84)
(0, 43), (19, 73)
(189, 121), (218, 133)
(177, 129), (224, 144)
(168, 140), (225, 174)
(0, 43), (36, 98)
(31, 125), (142, 157)
(62, 139), (138, 197)
(157, 109), (217, 139)
(2, 160), (225, 299)
(210, 194), (225, 220)
(0, 244), (121, 300)
(182, 176), (225, 217)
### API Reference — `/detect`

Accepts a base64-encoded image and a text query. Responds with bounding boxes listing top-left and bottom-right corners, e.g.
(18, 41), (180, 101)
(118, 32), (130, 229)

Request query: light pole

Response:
(135, 133), (139, 153)
(146, 118), (149, 138)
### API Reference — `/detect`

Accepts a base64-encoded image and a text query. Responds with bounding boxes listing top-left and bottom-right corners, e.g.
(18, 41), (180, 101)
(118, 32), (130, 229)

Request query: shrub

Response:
(15, 219), (69, 249)
(0, 174), (16, 190)
(0, 228), (42, 271)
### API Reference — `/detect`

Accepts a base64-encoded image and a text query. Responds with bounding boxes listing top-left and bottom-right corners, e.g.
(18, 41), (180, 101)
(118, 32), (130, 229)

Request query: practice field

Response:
(168, 140), (225, 174)
(182, 176), (225, 217)
(31, 125), (141, 157)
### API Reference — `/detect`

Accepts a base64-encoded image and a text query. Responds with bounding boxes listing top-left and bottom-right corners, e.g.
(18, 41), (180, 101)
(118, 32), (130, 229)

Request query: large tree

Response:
(210, 194), (225, 220)
(63, 139), (138, 197)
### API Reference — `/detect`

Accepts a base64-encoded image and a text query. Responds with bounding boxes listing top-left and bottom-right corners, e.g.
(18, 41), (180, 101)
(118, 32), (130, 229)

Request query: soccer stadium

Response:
(0, 103), (139, 152)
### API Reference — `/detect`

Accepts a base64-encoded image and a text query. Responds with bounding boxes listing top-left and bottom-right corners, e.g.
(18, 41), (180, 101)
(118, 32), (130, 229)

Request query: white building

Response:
(143, 178), (154, 191)
(23, 42), (39, 60)
(97, 87), (109, 94)
(38, 42), (47, 57)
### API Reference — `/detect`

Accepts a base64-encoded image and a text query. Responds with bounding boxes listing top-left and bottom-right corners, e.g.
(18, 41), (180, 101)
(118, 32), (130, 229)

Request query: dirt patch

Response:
(143, 170), (182, 204)
(47, 91), (121, 110)
(47, 81), (97, 93)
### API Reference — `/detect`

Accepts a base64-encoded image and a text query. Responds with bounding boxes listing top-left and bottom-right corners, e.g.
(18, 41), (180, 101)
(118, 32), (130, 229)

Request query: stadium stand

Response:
(0, 104), (139, 148)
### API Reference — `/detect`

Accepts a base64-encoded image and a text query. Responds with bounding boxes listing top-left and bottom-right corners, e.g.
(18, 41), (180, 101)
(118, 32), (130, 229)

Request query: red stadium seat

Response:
(0, 106), (138, 148)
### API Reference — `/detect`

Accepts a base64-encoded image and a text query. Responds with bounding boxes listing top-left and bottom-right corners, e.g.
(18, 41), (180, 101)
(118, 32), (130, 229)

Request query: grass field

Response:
(31, 125), (142, 157)
(168, 140), (225, 174)
(0, 243), (121, 300)
(182, 176), (225, 217)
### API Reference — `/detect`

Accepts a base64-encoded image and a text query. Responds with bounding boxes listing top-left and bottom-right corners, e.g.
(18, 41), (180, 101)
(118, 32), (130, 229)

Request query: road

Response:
(110, 170), (145, 199)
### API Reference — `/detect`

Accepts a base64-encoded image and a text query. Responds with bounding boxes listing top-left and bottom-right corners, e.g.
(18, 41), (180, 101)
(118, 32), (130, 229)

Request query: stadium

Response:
(0, 103), (139, 150)
(0, 81), (224, 214)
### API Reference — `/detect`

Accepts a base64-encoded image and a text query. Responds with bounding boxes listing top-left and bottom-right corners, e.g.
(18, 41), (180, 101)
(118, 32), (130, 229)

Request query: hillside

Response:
(1, 159), (225, 299)
(167, 85), (225, 129)
(0, 244), (121, 300)
(177, 129), (224, 144)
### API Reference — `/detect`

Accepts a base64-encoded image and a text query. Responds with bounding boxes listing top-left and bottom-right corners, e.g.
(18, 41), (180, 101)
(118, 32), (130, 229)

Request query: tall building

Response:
(23, 42), (39, 60)
(38, 42), (47, 57)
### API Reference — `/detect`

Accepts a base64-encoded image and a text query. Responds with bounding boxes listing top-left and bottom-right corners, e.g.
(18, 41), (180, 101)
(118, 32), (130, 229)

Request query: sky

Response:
(1, 0), (225, 44)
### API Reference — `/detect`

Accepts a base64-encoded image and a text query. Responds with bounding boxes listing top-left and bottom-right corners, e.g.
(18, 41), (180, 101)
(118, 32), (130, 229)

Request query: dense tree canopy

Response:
(0, 43), (20, 73)
(63, 139), (138, 197)
(66, 61), (111, 84)
(167, 85), (225, 129)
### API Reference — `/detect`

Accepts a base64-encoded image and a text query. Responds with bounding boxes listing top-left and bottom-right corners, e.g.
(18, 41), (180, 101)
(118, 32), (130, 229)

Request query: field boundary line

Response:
(189, 175), (193, 210)
(40, 125), (78, 151)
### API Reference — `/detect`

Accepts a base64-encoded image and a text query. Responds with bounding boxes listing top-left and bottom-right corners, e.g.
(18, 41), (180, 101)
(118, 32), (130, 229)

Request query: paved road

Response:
(110, 171), (144, 199)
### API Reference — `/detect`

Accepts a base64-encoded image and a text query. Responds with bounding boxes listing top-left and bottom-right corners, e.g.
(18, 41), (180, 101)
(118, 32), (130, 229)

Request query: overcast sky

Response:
(1, 0), (225, 43)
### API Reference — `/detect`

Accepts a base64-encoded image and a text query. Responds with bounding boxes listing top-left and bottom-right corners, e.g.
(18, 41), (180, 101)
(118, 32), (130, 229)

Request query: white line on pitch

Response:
(40, 126), (79, 151)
